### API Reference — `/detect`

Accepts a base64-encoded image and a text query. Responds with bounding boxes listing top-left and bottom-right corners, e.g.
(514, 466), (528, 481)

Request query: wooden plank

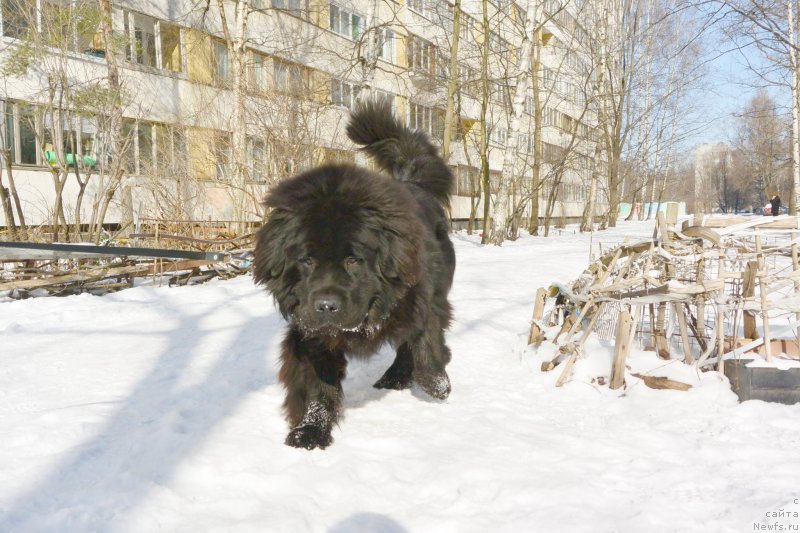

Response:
(0, 264), (151, 291)
(756, 232), (773, 362)
(555, 303), (605, 387)
(673, 302), (694, 363)
(681, 226), (722, 246)
(654, 302), (670, 359)
(699, 215), (800, 230)
(631, 373), (692, 391)
(527, 288), (548, 346)
(610, 310), (633, 389)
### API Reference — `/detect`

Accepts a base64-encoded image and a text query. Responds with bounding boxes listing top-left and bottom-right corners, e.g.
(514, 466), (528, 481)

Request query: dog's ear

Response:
(253, 215), (289, 285)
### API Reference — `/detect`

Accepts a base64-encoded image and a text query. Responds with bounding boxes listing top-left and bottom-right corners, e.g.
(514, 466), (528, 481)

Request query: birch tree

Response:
(720, 0), (800, 213)
(485, 0), (542, 245)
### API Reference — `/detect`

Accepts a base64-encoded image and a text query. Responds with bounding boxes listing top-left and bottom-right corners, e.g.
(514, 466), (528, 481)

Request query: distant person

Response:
(770, 193), (782, 216)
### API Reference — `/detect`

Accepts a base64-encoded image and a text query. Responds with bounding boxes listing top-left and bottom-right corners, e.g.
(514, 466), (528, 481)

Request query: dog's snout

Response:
(314, 296), (341, 314)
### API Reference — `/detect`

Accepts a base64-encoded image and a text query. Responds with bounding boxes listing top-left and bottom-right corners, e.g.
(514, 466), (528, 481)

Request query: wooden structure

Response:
(0, 239), (250, 297)
(533, 214), (800, 390)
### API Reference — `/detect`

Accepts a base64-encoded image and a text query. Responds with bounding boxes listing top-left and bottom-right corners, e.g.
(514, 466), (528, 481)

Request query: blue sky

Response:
(690, 27), (787, 148)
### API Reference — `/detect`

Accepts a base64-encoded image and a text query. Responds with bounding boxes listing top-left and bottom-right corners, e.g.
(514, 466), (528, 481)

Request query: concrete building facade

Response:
(0, 0), (605, 231)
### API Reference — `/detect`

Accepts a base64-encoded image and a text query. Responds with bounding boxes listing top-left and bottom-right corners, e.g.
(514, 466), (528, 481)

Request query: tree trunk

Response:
(479, 0), (491, 243)
(487, 0), (540, 245)
(218, 0), (250, 233)
(527, 41), (543, 236)
(96, 0), (127, 241)
(442, 0), (462, 165)
(580, 143), (601, 232)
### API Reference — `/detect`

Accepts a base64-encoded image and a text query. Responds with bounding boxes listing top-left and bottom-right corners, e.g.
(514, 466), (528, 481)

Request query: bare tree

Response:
(734, 89), (790, 207)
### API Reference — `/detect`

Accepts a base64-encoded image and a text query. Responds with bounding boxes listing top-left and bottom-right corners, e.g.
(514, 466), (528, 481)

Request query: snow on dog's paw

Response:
(413, 370), (451, 400)
(285, 424), (333, 450)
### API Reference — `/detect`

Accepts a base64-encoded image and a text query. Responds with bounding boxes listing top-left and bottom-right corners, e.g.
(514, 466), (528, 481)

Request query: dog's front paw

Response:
(414, 369), (451, 400)
(285, 425), (333, 450)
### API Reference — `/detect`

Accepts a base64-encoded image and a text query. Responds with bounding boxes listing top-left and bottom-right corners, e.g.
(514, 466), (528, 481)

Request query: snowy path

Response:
(1, 220), (799, 532)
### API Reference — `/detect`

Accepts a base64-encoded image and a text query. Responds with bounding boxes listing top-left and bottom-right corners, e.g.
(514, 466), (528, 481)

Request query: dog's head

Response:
(254, 165), (423, 336)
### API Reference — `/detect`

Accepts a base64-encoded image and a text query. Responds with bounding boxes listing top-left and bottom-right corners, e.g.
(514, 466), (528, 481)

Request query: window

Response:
(17, 105), (38, 165)
(408, 0), (428, 16)
(489, 127), (507, 146)
(250, 51), (268, 93)
(2, 0), (102, 55)
(543, 106), (556, 126)
(408, 35), (435, 75)
(160, 22), (182, 72)
(214, 131), (232, 180)
(329, 4), (364, 40)
(155, 124), (188, 177)
(122, 11), (183, 72)
(137, 122), (154, 174)
(543, 142), (565, 164)
(272, 0), (306, 17)
(525, 94), (534, 114)
(455, 165), (478, 196)
(247, 136), (268, 182)
(274, 59), (308, 94)
(409, 102), (444, 139)
(518, 133), (534, 154)
(1, 0), (34, 40)
(41, 112), (98, 168)
(378, 27), (395, 63)
(212, 39), (230, 86)
(117, 120), (184, 176)
(459, 14), (474, 42)
(331, 79), (359, 109)
(2, 101), (40, 166)
(490, 81), (506, 104)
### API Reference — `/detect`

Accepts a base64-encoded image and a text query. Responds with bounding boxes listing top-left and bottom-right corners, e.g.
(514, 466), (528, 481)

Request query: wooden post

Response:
(743, 260), (759, 341)
(610, 310), (634, 389)
(673, 302), (693, 363)
(696, 257), (706, 348)
(755, 231), (772, 362)
(528, 288), (548, 345)
(654, 303), (670, 359)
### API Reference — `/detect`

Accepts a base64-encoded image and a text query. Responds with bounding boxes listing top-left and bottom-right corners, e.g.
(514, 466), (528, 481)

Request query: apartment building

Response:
(0, 0), (604, 230)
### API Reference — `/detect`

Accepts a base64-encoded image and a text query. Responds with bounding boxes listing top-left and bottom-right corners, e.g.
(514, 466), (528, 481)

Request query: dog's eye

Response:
(344, 257), (361, 270)
(300, 257), (316, 268)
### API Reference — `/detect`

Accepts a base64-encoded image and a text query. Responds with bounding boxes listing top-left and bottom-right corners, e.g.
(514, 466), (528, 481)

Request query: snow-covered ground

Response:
(1, 220), (799, 533)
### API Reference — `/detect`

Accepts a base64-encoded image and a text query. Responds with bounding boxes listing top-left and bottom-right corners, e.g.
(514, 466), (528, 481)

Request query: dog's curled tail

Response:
(346, 99), (453, 206)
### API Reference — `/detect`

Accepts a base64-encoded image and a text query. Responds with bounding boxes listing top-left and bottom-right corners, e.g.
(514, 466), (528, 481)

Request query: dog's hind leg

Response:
(279, 329), (346, 450)
(373, 342), (414, 390)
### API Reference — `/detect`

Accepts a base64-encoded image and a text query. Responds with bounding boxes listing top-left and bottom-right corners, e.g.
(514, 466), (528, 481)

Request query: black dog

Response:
(253, 100), (455, 449)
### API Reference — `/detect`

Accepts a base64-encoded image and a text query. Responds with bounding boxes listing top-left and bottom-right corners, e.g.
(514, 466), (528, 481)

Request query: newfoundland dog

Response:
(253, 100), (456, 450)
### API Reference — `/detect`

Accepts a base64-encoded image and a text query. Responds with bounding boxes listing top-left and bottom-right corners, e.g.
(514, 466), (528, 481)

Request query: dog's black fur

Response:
(253, 100), (456, 450)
